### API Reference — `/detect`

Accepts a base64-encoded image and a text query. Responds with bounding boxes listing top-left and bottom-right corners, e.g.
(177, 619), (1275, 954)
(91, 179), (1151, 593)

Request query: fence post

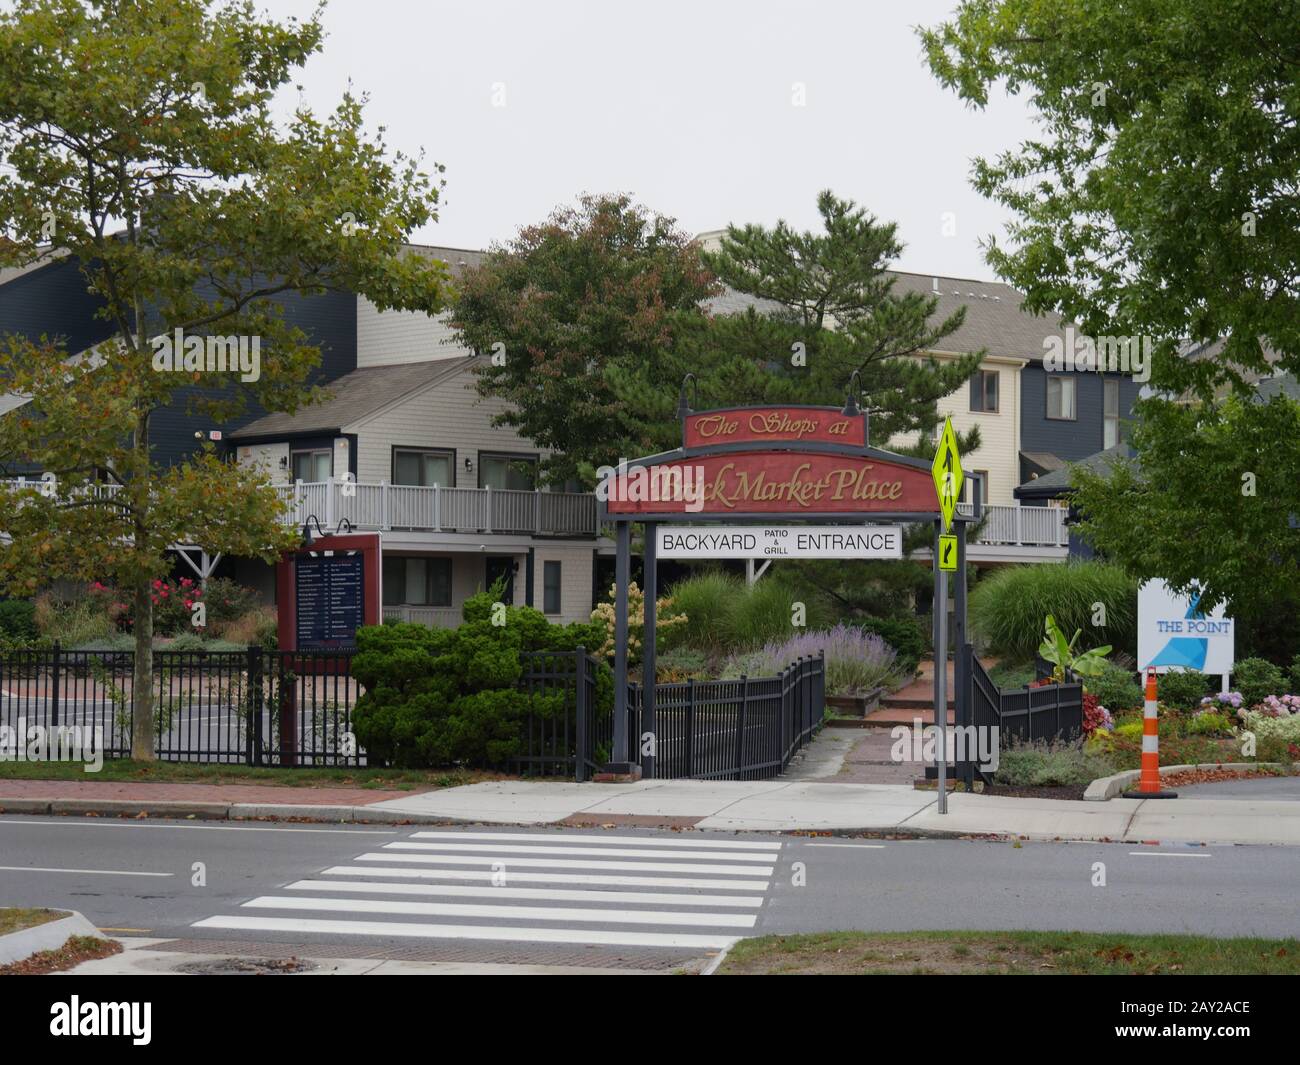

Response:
(685, 678), (696, 777)
(246, 644), (264, 766)
(574, 646), (588, 783)
(50, 641), (61, 730)
(734, 675), (748, 780)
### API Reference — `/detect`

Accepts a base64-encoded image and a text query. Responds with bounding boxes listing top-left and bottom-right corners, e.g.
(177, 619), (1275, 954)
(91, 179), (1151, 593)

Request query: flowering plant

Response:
(1250, 693), (1300, 718)
(1082, 692), (1114, 735)
(1200, 691), (1243, 712)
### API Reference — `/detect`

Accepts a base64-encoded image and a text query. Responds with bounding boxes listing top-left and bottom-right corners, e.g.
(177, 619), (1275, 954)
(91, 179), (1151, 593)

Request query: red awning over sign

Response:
(604, 451), (937, 516)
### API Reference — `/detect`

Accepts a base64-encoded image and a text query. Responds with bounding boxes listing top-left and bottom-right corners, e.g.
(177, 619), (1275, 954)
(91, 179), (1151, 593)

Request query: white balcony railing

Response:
(275, 481), (599, 538)
(956, 503), (1070, 548)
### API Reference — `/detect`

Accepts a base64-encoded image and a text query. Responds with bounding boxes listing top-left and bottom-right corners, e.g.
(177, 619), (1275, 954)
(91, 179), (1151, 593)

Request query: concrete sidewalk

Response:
(5, 776), (1300, 846)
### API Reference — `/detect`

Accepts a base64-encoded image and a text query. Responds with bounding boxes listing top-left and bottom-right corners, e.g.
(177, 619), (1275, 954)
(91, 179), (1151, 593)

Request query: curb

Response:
(1083, 761), (1295, 801)
(0, 909), (104, 966)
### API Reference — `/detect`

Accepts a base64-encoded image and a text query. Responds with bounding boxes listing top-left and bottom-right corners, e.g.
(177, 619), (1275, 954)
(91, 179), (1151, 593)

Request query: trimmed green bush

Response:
(1084, 661), (1144, 712)
(1232, 657), (1284, 708)
(855, 615), (927, 672)
(351, 592), (611, 768)
(0, 599), (36, 642)
(1156, 668), (1210, 710)
(968, 561), (1137, 660)
(663, 571), (744, 652)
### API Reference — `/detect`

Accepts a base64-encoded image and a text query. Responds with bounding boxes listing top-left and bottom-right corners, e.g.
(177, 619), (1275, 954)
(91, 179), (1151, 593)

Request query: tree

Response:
(1070, 394), (1300, 661)
(0, 0), (450, 758)
(684, 190), (985, 444)
(920, 0), (1300, 398)
(452, 193), (717, 487)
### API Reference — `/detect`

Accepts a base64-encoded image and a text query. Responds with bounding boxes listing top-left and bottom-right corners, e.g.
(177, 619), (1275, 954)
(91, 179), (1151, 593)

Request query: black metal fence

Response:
(0, 644), (361, 767)
(0, 643), (825, 780)
(612, 654), (825, 782)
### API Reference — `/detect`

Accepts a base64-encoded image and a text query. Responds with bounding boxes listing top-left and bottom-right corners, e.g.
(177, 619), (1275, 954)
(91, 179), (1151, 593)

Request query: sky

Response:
(264, 0), (1037, 279)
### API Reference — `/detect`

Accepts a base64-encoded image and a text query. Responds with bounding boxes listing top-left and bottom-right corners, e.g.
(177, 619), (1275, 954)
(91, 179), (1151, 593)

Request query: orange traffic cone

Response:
(1125, 667), (1177, 798)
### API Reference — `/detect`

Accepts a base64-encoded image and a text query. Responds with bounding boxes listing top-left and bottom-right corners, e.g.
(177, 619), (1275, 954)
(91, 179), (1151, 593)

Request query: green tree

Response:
(920, 0), (1300, 397)
(1070, 394), (1300, 661)
(0, 0), (450, 757)
(451, 193), (718, 487)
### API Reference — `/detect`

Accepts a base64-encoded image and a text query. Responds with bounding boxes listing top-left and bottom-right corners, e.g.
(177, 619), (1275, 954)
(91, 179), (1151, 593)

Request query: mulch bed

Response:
(983, 783), (1088, 801)
(0, 935), (122, 976)
(1159, 766), (1287, 789)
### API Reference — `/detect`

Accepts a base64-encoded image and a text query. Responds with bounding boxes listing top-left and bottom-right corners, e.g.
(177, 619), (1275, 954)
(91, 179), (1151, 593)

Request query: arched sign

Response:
(596, 403), (961, 785)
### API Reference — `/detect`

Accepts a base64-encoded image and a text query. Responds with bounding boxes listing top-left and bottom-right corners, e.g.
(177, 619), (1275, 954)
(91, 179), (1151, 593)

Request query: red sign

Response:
(684, 406), (865, 449)
(604, 451), (936, 516)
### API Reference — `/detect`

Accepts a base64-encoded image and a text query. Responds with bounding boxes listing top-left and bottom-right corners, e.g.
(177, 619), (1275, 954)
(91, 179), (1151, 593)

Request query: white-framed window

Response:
(291, 449), (332, 483)
(1103, 379), (1121, 448)
(1046, 376), (1077, 420)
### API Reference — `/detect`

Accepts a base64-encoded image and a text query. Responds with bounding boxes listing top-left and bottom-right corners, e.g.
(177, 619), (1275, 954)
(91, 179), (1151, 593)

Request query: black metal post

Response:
(606, 519), (636, 775)
(50, 641), (61, 730)
(642, 521), (657, 779)
(574, 645), (588, 782)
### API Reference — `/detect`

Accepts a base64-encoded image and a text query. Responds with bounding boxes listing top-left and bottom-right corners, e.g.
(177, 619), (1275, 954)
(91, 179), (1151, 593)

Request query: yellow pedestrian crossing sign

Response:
(938, 534), (958, 571)
(931, 417), (963, 532)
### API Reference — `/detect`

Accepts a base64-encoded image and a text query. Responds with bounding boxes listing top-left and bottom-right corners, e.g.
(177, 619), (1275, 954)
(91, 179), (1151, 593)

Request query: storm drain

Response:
(174, 956), (315, 975)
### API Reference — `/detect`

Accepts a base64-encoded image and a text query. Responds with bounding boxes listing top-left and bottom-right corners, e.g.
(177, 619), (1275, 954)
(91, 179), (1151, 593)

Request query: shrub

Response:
(724, 577), (832, 650)
(993, 738), (1116, 788)
(1085, 661), (1144, 712)
(1290, 655), (1300, 696)
(1233, 657), (1284, 708)
(1113, 720), (1144, 740)
(34, 592), (115, 645)
(216, 606), (279, 650)
(0, 599), (36, 642)
(855, 615), (927, 673)
(654, 648), (710, 682)
(1186, 711), (1234, 737)
(351, 592), (611, 768)
(589, 582), (686, 664)
(200, 577), (263, 626)
(1240, 709), (1300, 747)
(968, 561), (1137, 660)
(721, 624), (903, 697)
(1156, 668), (1210, 710)
(663, 571), (744, 652)
(1082, 693), (1114, 735)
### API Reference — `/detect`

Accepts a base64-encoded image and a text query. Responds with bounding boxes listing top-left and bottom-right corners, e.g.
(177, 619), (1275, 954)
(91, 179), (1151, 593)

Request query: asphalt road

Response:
(3, 816), (1299, 968)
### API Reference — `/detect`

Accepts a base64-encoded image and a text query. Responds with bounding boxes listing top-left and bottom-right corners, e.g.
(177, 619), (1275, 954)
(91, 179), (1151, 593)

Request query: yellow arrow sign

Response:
(931, 416), (963, 532)
(938, 533), (958, 571)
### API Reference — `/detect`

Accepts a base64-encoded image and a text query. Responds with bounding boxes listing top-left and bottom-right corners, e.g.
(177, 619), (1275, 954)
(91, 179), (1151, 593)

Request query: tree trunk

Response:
(131, 580), (155, 761)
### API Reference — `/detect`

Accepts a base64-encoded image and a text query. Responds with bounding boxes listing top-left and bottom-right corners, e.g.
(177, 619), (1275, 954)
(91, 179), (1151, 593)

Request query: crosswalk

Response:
(191, 829), (783, 950)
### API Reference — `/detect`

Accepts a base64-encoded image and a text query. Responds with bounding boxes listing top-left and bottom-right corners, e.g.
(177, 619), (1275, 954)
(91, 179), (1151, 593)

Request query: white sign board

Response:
(1137, 579), (1234, 675)
(656, 525), (903, 560)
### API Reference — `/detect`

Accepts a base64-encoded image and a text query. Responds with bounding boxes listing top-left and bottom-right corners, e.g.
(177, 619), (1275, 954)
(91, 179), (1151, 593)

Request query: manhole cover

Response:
(175, 956), (315, 975)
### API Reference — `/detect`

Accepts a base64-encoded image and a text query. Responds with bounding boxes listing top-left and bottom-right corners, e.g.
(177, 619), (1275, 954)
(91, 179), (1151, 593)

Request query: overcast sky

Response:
(264, 0), (1036, 279)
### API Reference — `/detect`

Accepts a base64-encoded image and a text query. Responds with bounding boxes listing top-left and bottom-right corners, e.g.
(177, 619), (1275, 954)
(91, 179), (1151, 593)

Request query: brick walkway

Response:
(0, 779), (425, 805)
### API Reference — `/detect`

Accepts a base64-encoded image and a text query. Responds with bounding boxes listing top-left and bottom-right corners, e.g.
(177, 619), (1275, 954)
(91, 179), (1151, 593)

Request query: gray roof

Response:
(230, 357), (473, 439)
(402, 243), (488, 278)
(1256, 372), (1300, 402)
(706, 270), (1075, 362)
(1015, 443), (1135, 496)
(1020, 450), (1065, 473)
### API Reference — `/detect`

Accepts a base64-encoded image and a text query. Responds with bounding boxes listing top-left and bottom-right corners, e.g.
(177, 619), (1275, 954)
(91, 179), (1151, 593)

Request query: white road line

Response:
(385, 841), (777, 862)
(244, 895), (758, 929)
(0, 865), (173, 877)
(804, 843), (887, 850)
(0, 820), (395, 835)
(409, 830), (782, 850)
(358, 852), (774, 875)
(192, 914), (740, 950)
(286, 879), (765, 907)
(319, 865), (771, 890)
(1127, 851), (1212, 857)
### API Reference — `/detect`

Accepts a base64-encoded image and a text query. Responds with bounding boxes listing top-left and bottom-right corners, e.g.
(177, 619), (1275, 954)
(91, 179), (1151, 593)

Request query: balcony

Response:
(957, 503), (1070, 548)
(275, 481), (599, 538)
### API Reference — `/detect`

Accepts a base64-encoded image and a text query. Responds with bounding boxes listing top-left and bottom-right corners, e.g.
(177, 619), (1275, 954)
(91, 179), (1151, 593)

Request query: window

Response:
(543, 561), (562, 615)
(393, 448), (454, 487)
(382, 557), (452, 607)
(1103, 379), (1121, 449)
(970, 370), (999, 413)
(480, 453), (537, 491)
(291, 449), (331, 483)
(1046, 376), (1076, 420)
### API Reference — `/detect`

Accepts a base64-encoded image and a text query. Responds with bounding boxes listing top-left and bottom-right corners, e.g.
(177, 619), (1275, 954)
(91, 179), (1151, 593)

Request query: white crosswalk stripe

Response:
(192, 829), (782, 950)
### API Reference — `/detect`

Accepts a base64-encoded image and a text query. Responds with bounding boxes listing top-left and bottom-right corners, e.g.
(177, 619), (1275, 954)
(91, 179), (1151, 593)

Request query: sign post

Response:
(930, 417), (963, 815)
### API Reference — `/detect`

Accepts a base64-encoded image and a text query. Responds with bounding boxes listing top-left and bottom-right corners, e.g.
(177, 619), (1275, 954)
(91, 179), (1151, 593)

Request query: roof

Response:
(705, 270), (1077, 362)
(1255, 372), (1300, 402)
(401, 244), (488, 278)
(1015, 443), (1136, 498)
(1020, 450), (1065, 473)
(230, 357), (473, 439)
